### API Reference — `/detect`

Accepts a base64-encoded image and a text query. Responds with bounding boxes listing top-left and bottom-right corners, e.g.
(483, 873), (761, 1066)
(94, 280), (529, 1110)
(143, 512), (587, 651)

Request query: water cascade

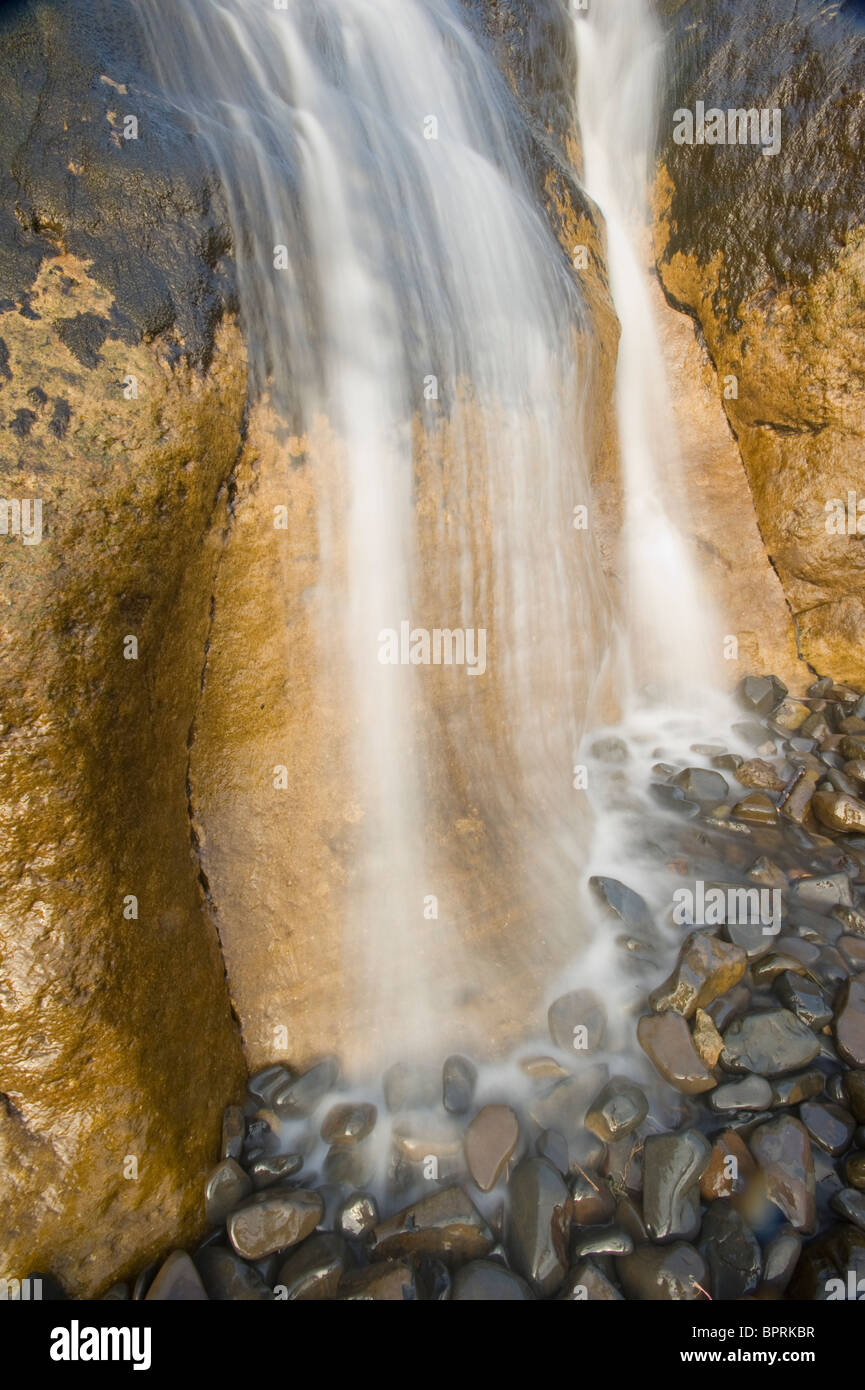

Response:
(136, 0), (621, 1071)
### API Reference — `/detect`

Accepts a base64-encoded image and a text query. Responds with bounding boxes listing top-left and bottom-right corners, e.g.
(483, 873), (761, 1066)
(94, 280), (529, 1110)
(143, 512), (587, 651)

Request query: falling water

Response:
(135, 0), (620, 1070)
(575, 0), (722, 703)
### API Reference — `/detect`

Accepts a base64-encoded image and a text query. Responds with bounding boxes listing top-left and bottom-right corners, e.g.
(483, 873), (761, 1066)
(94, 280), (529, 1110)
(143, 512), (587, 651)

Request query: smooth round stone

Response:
(711, 1075), (773, 1112)
(707, 983), (751, 1030)
(770, 1068), (825, 1108)
(739, 675), (787, 718)
(559, 1260), (623, 1300)
(700, 1131), (755, 1201)
(844, 1152), (865, 1190)
(320, 1102), (377, 1147)
(247, 1065), (292, 1107)
(275, 1233), (347, 1300)
(195, 1247), (272, 1301)
(505, 1158), (571, 1297)
(221, 1104), (245, 1162)
(442, 1054), (477, 1114)
(248, 1153), (304, 1189)
(336, 1190), (379, 1240)
(585, 1076), (648, 1142)
(800, 1101), (856, 1156)
(369, 1186), (493, 1263)
(749, 1117), (816, 1232)
(272, 1058), (339, 1117)
(751, 953), (810, 987)
(698, 1201), (761, 1300)
(637, 1013), (716, 1094)
(721, 1009), (820, 1076)
(547, 988), (606, 1053)
(451, 1259), (535, 1300)
(642, 1130), (712, 1242)
(228, 1190), (323, 1260)
(773, 972), (832, 1029)
(813, 790), (865, 834)
(464, 1104), (519, 1192)
(830, 1187), (865, 1231)
(145, 1251), (208, 1301)
(723, 920), (774, 960)
(391, 1118), (463, 1162)
(761, 1225), (802, 1294)
(618, 1242), (709, 1301)
(673, 767), (729, 803)
(572, 1226), (633, 1259)
(649, 931), (746, 1019)
(588, 875), (653, 930)
(835, 976), (865, 1067)
(205, 1158), (253, 1227)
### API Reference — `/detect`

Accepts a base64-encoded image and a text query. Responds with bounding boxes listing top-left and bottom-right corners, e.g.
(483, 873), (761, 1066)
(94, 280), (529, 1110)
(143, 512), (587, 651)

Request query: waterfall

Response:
(575, 0), (722, 703)
(135, 0), (619, 1069)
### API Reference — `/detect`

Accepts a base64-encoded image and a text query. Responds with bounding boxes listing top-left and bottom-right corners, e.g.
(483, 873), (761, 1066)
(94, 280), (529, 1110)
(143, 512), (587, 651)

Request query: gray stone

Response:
(710, 1075), (773, 1112)
(588, 876), (653, 931)
(749, 1117), (816, 1233)
(205, 1158), (252, 1227)
(800, 1101), (856, 1156)
(505, 1158), (572, 1298)
(698, 1201), (761, 1300)
(369, 1186), (493, 1263)
(442, 1054), (477, 1114)
(320, 1102), (377, 1146)
(773, 972), (832, 1030)
(145, 1251), (208, 1301)
(721, 1009), (821, 1076)
(761, 1225), (802, 1294)
(559, 1260), (623, 1300)
(585, 1076), (648, 1142)
(642, 1130), (712, 1243)
(272, 1058), (339, 1117)
(195, 1247), (272, 1301)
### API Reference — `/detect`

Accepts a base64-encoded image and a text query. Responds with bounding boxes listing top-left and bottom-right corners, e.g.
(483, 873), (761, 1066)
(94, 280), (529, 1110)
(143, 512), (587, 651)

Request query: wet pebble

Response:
(272, 1057), (339, 1118)
(145, 1251), (208, 1301)
(721, 1008), (820, 1076)
(370, 1186), (493, 1263)
(195, 1247), (272, 1301)
(830, 1187), (865, 1231)
(749, 1116), (816, 1232)
(228, 1190), (323, 1260)
(799, 1101), (856, 1156)
(698, 1201), (761, 1300)
(649, 930), (746, 1018)
(773, 971), (832, 1030)
(275, 1233), (347, 1300)
(618, 1242), (709, 1301)
(585, 1076), (648, 1142)
(338, 1260), (416, 1301)
(505, 1157), (572, 1297)
(336, 1190), (379, 1240)
(642, 1129), (711, 1242)
(248, 1153), (303, 1190)
(588, 875), (653, 931)
(442, 1054), (476, 1114)
(205, 1158), (252, 1227)
(710, 1074), (773, 1112)
(320, 1102), (377, 1146)
(637, 1012), (716, 1094)
(761, 1225), (802, 1294)
(464, 1104), (519, 1192)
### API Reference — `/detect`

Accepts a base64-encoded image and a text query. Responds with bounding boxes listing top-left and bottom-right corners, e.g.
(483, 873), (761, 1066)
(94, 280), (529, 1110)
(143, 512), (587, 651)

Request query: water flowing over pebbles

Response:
(113, 673), (865, 1301)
